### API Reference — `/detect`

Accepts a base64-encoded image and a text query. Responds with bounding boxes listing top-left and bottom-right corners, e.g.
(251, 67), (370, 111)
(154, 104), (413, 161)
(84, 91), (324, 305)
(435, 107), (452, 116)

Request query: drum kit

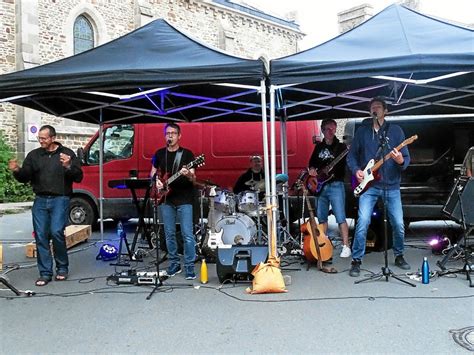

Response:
(195, 178), (271, 259)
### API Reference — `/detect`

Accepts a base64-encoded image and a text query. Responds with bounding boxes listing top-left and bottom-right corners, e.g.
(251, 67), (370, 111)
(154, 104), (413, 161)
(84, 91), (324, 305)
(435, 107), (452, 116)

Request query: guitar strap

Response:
(171, 148), (183, 175)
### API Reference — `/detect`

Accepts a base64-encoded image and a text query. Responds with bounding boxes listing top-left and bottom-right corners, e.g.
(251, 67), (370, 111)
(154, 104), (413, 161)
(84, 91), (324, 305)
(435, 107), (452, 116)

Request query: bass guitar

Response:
(156, 154), (205, 204)
(295, 173), (334, 270)
(306, 147), (349, 195)
(352, 135), (417, 197)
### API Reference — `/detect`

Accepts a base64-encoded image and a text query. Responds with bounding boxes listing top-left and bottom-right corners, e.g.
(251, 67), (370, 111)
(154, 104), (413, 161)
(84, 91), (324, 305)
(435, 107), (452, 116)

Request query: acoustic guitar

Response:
(295, 172), (333, 269)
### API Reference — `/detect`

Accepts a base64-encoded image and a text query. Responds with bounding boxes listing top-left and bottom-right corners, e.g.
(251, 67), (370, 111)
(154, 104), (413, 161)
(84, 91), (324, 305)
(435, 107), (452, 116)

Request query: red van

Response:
(70, 121), (320, 225)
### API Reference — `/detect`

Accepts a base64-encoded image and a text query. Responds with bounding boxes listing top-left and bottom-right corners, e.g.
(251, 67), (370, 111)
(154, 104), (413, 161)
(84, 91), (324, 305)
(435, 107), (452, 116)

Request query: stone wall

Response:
(0, 0), (303, 157)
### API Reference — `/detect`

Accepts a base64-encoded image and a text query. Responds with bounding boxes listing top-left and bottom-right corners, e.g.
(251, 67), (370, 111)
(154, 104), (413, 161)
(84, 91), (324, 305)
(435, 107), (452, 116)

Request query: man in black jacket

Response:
(9, 125), (83, 286)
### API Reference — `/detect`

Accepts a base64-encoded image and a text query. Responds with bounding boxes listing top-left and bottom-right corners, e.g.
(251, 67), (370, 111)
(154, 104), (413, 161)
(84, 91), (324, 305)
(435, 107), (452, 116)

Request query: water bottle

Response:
(117, 221), (124, 239)
(421, 257), (430, 284)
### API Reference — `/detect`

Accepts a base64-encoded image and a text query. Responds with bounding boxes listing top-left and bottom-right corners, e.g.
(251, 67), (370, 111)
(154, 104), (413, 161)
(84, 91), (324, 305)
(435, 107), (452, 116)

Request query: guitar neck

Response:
(372, 139), (409, 173)
(166, 161), (193, 185)
(324, 147), (349, 173)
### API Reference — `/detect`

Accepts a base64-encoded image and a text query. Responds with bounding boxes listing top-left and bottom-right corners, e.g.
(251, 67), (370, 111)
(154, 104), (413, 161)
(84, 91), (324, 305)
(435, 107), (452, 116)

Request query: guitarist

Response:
(346, 97), (411, 277)
(308, 118), (351, 258)
(150, 123), (197, 280)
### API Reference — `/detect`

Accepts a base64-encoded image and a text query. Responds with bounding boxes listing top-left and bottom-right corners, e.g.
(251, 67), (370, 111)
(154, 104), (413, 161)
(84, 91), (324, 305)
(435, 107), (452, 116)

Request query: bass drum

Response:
(215, 213), (256, 246)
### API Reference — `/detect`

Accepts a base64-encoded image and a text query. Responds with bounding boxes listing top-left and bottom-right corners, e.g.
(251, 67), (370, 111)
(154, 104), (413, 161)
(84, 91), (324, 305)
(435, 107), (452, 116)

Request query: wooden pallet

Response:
(25, 225), (91, 258)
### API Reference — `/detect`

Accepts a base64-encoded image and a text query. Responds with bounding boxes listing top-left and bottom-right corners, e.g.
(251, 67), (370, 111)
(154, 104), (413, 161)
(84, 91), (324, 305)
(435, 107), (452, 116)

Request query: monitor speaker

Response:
(216, 246), (268, 283)
(442, 177), (474, 226)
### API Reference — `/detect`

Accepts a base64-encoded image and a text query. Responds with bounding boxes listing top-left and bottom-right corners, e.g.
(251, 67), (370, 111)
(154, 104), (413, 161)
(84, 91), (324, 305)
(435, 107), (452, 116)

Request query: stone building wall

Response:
(0, 0), (18, 146)
(0, 0), (303, 157)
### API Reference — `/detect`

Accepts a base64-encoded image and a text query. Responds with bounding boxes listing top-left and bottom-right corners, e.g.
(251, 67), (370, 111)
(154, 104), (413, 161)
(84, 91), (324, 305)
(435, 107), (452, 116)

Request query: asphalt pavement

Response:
(1, 209), (473, 354)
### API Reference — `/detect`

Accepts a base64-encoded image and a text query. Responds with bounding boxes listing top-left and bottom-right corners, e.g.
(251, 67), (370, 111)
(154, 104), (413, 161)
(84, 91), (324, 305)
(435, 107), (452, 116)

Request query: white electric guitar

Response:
(204, 186), (224, 250)
(353, 135), (418, 197)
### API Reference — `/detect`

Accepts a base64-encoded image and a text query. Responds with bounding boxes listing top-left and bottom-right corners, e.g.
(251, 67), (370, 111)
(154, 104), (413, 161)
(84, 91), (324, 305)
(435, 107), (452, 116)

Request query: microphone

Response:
(166, 139), (172, 146)
(371, 112), (377, 119)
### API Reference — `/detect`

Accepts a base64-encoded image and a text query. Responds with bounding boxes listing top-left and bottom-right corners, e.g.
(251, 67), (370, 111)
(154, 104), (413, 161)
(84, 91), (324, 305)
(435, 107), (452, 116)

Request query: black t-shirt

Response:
(152, 147), (195, 205)
(233, 169), (264, 194)
(308, 137), (347, 182)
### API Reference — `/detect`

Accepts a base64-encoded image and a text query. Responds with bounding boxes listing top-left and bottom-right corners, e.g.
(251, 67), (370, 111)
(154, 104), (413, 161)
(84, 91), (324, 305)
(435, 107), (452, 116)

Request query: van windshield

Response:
(86, 125), (134, 165)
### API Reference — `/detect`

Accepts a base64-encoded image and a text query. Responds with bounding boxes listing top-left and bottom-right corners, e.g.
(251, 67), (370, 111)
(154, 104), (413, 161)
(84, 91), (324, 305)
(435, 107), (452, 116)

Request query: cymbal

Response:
(245, 179), (257, 186)
(195, 178), (219, 187)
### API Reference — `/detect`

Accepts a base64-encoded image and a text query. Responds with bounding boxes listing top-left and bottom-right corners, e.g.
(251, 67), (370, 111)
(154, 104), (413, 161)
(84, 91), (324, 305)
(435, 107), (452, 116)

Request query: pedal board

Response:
(107, 269), (168, 285)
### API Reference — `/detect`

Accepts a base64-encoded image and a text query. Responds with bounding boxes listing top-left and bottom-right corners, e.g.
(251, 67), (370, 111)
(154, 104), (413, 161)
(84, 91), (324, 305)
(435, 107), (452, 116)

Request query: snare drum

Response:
(215, 213), (256, 245)
(237, 190), (258, 215)
(214, 190), (235, 214)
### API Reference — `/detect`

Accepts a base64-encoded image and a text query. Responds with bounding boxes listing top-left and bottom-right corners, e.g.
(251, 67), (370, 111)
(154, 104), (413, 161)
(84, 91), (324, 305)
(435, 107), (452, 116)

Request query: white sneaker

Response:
(340, 245), (352, 258)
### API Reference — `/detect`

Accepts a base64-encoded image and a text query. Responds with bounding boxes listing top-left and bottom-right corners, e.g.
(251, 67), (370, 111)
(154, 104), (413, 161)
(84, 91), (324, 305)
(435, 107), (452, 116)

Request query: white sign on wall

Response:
(27, 124), (39, 141)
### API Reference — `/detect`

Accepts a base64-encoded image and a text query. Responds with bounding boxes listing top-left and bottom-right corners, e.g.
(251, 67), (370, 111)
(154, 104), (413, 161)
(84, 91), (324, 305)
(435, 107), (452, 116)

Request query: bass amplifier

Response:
(216, 246), (268, 283)
(442, 176), (474, 226)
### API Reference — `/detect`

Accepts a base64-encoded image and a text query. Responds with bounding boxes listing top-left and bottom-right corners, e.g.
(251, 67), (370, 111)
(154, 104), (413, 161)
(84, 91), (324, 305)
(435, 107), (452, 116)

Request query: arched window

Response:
(73, 15), (94, 54)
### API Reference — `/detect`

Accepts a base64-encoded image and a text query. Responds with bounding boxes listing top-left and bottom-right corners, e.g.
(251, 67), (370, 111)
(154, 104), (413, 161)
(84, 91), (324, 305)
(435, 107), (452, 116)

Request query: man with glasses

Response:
(308, 118), (351, 258)
(8, 125), (83, 286)
(150, 123), (197, 280)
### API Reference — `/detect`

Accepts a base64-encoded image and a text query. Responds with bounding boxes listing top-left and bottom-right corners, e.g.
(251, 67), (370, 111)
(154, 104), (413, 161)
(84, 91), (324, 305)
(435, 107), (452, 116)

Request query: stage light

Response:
(428, 235), (450, 255)
(96, 243), (119, 261)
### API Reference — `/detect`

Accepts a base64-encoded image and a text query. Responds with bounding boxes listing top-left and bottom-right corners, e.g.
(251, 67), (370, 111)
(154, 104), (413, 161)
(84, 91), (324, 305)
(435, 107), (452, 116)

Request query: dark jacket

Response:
(347, 118), (410, 189)
(13, 143), (83, 196)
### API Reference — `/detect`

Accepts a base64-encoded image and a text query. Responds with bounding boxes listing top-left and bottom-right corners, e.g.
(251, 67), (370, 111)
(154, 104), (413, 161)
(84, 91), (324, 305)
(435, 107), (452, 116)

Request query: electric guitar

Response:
(156, 154), (205, 203)
(203, 185), (224, 252)
(352, 135), (418, 197)
(295, 174), (333, 269)
(306, 147), (349, 195)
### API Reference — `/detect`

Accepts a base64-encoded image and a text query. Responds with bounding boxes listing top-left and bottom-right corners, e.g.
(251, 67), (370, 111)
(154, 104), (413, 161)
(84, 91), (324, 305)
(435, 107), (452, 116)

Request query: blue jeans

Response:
(32, 196), (70, 278)
(317, 181), (347, 224)
(352, 187), (405, 261)
(160, 203), (196, 269)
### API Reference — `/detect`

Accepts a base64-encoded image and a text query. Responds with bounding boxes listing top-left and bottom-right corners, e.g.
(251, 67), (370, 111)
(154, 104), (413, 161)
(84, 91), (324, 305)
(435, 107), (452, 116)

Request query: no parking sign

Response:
(27, 124), (39, 141)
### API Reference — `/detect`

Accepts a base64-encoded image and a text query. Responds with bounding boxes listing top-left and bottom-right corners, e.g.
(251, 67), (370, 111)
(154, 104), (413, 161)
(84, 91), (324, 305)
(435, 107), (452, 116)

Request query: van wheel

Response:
(69, 197), (96, 225)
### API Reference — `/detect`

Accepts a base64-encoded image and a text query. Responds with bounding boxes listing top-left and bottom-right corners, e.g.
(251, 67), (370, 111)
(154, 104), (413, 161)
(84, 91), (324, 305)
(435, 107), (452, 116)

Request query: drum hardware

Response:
(214, 189), (236, 215)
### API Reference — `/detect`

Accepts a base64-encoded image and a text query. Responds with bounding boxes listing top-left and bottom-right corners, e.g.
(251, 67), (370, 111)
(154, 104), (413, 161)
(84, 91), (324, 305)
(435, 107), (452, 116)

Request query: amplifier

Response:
(216, 246), (268, 283)
(442, 177), (474, 226)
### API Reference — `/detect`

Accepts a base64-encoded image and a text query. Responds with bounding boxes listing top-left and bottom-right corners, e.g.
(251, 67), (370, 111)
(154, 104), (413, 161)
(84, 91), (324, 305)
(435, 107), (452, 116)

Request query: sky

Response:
(246, 0), (473, 50)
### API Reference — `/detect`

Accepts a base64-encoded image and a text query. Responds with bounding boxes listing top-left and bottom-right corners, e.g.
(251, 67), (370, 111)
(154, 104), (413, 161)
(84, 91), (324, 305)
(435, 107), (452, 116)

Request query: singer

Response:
(150, 123), (197, 280)
(346, 97), (411, 277)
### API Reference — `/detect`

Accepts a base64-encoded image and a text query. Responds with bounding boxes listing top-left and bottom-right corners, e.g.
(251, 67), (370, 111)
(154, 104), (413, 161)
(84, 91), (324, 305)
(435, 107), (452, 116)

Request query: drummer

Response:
(233, 155), (264, 194)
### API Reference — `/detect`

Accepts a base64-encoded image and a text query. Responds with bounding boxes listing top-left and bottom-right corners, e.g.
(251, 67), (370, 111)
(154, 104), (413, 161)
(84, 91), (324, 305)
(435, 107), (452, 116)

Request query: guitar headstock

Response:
(191, 154), (205, 169)
(294, 169), (309, 193)
(405, 135), (418, 145)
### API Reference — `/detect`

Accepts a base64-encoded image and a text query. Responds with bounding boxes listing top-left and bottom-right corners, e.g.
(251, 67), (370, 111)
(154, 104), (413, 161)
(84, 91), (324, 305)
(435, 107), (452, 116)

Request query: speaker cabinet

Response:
(442, 177), (474, 226)
(351, 201), (393, 252)
(216, 246), (268, 283)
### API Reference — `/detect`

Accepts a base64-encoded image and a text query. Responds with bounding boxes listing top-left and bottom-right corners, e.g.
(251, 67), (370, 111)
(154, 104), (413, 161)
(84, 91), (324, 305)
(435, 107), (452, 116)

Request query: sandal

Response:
(35, 277), (51, 286)
(55, 274), (68, 281)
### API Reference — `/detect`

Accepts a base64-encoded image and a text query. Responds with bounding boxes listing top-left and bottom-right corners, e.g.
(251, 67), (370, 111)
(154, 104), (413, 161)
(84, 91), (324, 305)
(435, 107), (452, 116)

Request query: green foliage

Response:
(0, 130), (34, 202)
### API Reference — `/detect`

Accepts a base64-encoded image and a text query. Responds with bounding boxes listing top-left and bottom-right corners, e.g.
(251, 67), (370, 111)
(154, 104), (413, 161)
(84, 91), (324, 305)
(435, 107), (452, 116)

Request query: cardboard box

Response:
(25, 225), (91, 258)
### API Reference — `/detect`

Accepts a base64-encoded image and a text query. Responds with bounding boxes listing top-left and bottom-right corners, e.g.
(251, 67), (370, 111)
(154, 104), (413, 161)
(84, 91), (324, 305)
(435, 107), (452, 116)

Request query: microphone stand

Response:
(147, 173), (164, 300)
(356, 115), (415, 287)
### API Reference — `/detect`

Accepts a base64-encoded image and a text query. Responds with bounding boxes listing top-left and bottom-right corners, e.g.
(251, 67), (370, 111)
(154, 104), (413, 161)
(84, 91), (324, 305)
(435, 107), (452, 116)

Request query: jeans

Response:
(160, 203), (196, 269)
(32, 196), (70, 278)
(352, 187), (405, 261)
(317, 181), (347, 224)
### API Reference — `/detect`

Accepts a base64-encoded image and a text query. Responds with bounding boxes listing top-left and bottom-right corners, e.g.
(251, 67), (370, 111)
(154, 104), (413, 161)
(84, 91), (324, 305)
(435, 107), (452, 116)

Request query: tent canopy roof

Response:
(269, 4), (474, 120)
(0, 19), (265, 123)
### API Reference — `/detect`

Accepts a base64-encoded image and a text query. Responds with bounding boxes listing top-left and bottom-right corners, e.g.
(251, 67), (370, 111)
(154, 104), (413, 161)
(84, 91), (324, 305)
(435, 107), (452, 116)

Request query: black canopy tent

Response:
(0, 19), (267, 124)
(269, 4), (474, 120)
(0, 19), (279, 245)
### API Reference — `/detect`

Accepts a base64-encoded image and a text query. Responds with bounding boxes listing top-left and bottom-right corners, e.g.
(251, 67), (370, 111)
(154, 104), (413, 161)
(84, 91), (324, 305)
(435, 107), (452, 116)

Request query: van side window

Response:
(86, 125), (135, 165)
